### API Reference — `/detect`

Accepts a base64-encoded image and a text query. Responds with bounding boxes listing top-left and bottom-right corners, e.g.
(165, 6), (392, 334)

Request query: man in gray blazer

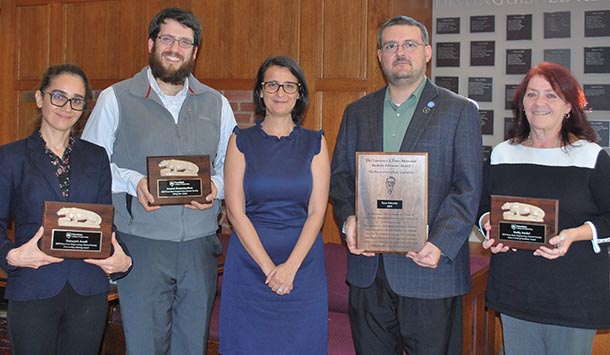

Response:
(330, 16), (482, 355)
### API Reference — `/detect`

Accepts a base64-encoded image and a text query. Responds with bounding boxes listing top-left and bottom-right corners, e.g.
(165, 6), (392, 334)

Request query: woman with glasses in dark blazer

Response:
(0, 64), (132, 355)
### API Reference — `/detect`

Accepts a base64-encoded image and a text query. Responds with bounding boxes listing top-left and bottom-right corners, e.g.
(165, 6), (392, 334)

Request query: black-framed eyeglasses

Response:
(381, 40), (427, 53)
(42, 91), (86, 111)
(261, 81), (300, 94)
(157, 35), (195, 48)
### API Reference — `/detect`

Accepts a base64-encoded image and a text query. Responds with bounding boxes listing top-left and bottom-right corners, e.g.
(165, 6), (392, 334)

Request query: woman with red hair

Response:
(478, 62), (610, 355)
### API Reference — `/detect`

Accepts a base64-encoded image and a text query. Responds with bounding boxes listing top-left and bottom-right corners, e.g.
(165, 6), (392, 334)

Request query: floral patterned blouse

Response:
(39, 130), (75, 200)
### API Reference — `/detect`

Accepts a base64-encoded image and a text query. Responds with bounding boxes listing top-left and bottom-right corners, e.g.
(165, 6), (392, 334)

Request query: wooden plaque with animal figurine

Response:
(490, 195), (559, 250)
(41, 201), (113, 259)
(146, 155), (211, 206)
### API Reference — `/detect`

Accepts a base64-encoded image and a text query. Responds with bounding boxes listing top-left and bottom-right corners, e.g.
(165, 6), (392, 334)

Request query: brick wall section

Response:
(222, 90), (256, 128)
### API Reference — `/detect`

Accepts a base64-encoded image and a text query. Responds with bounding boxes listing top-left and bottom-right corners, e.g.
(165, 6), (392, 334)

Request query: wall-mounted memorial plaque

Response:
(435, 76), (459, 94)
(504, 117), (514, 140)
(544, 49), (571, 71)
(470, 41), (495, 66)
(584, 47), (610, 74)
(506, 14), (532, 40)
(437, 17), (460, 34)
(468, 77), (493, 102)
(436, 42), (461, 67)
(356, 153), (428, 253)
(482, 145), (492, 164)
(505, 85), (517, 110)
(506, 49), (532, 75)
(490, 195), (558, 250)
(544, 11), (571, 39)
(470, 15), (495, 33)
(583, 85), (610, 111)
(585, 10), (610, 37)
(479, 110), (494, 135)
(590, 121), (610, 148)
(41, 201), (113, 259)
(147, 155), (211, 205)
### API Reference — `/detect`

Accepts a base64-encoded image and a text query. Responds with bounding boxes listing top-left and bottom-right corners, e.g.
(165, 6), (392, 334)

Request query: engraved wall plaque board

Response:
(147, 155), (211, 205)
(356, 152), (428, 253)
(490, 195), (559, 250)
(41, 201), (113, 259)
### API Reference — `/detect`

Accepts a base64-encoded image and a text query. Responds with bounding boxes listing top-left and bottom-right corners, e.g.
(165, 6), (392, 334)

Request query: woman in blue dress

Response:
(219, 56), (330, 355)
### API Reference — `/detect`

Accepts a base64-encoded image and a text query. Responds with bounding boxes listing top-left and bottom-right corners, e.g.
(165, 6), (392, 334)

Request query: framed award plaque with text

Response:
(490, 195), (559, 250)
(147, 155), (211, 205)
(356, 152), (428, 253)
(41, 201), (113, 259)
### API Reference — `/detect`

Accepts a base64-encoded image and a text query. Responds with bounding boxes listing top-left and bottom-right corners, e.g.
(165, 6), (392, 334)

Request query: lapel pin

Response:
(423, 101), (435, 113)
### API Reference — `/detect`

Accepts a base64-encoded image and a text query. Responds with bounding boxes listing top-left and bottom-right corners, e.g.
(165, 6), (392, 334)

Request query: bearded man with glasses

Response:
(82, 7), (236, 355)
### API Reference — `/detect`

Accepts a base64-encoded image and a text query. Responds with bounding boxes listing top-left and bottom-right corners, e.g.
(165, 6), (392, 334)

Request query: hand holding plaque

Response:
(147, 155), (211, 205)
(356, 152), (428, 253)
(490, 195), (559, 250)
(41, 201), (113, 259)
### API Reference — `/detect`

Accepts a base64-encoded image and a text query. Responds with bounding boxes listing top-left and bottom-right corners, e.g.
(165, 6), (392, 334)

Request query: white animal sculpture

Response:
(501, 202), (545, 222)
(57, 207), (102, 228)
(158, 159), (199, 176)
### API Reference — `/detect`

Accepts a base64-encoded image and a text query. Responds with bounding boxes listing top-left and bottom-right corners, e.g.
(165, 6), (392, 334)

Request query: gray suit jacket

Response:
(330, 79), (482, 298)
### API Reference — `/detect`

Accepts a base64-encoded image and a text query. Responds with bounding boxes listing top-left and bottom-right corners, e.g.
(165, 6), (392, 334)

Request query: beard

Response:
(382, 57), (424, 86)
(149, 44), (196, 85)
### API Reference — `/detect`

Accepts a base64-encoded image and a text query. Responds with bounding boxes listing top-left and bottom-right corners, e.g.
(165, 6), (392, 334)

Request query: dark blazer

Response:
(0, 132), (113, 301)
(330, 79), (482, 298)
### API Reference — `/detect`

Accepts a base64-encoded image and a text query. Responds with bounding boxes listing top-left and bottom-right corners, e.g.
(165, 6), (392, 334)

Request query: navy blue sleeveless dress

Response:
(219, 122), (328, 355)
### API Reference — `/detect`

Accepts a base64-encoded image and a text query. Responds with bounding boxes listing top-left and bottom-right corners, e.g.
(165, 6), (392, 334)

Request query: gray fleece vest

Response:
(111, 67), (222, 241)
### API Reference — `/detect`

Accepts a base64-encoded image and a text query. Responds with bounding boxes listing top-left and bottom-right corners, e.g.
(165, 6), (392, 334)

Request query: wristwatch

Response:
(341, 220), (347, 234)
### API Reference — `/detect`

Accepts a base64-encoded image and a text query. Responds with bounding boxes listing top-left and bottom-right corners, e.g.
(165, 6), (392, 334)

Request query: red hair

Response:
(508, 62), (597, 145)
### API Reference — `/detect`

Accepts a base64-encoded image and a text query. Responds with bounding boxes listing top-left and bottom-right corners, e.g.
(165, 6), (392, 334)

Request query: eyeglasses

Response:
(42, 91), (86, 111)
(261, 81), (300, 94)
(381, 40), (427, 53)
(157, 35), (195, 48)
